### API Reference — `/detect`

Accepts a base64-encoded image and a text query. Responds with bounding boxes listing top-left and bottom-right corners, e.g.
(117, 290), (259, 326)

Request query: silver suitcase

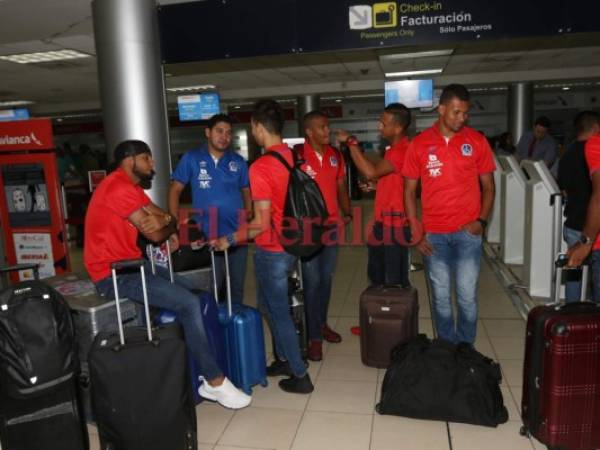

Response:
(46, 273), (141, 364)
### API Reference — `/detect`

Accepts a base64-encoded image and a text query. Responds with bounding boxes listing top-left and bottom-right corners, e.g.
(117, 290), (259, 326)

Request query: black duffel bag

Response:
(376, 334), (508, 427)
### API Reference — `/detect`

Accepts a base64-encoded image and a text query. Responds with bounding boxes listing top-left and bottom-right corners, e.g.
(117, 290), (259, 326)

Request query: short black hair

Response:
(534, 116), (551, 128)
(439, 84), (470, 104)
(302, 110), (328, 132)
(114, 140), (151, 166)
(251, 99), (284, 135)
(206, 113), (233, 130)
(384, 103), (411, 128)
(574, 111), (600, 135)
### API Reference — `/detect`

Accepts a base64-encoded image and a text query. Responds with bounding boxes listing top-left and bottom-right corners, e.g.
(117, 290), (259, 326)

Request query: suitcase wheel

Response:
(519, 426), (530, 438)
(260, 380), (268, 388)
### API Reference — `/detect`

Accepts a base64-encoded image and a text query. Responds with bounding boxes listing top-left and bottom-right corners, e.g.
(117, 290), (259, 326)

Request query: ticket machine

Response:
(498, 155), (526, 265)
(486, 154), (502, 244)
(521, 160), (562, 299)
(0, 118), (70, 281)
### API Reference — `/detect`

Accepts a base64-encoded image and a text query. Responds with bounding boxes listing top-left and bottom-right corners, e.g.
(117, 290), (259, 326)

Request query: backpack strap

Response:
(265, 151), (293, 173)
(292, 143), (305, 167)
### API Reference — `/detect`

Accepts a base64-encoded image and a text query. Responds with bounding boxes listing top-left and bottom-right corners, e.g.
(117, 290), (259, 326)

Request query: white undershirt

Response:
(443, 136), (450, 144)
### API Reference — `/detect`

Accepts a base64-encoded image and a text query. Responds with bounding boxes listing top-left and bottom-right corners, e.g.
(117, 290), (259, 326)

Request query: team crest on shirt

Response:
(199, 180), (211, 189)
(199, 161), (207, 168)
(461, 144), (473, 156)
(228, 161), (239, 172)
(329, 156), (338, 167)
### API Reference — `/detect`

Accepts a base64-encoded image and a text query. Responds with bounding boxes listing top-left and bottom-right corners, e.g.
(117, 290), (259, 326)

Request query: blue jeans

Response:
(302, 242), (338, 341)
(213, 245), (248, 304)
(95, 261), (223, 380)
(591, 250), (600, 303)
(254, 248), (306, 377)
(563, 226), (584, 302)
(423, 230), (482, 344)
(367, 221), (410, 287)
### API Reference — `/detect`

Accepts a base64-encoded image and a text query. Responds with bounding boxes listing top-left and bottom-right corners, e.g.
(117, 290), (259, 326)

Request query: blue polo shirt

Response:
(171, 146), (249, 238)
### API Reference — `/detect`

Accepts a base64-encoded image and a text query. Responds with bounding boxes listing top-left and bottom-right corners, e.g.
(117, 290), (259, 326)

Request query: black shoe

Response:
(278, 373), (314, 394)
(266, 359), (292, 377)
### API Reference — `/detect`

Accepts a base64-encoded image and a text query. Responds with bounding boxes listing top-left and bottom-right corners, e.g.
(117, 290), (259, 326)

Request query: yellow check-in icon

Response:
(373, 2), (397, 28)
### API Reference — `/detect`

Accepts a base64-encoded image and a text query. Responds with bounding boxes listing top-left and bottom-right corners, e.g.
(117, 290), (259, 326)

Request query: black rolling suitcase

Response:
(88, 259), (197, 450)
(0, 280), (88, 450)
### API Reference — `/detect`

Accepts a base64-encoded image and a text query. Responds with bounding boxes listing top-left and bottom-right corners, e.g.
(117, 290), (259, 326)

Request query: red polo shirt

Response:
(84, 168), (151, 282)
(584, 135), (600, 250)
(402, 122), (495, 233)
(298, 142), (345, 221)
(375, 137), (410, 226)
(249, 144), (293, 252)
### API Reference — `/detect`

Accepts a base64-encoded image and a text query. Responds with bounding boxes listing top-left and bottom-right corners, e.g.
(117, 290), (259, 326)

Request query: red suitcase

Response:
(359, 285), (418, 368)
(521, 260), (600, 450)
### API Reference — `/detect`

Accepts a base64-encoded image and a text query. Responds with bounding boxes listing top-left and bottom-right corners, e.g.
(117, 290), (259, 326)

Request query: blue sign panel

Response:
(385, 80), (433, 108)
(177, 93), (221, 121)
(0, 109), (30, 122)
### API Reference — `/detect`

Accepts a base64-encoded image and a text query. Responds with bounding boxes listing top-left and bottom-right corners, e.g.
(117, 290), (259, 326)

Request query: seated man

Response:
(83, 139), (250, 410)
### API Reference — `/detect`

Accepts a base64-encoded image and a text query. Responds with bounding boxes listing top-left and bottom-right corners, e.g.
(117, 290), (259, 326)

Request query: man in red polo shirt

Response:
(403, 84), (495, 344)
(295, 111), (352, 361)
(212, 100), (314, 394)
(567, 133), (600, 302)
(339, 103), (412, 288)
(84, 140), (251, 409)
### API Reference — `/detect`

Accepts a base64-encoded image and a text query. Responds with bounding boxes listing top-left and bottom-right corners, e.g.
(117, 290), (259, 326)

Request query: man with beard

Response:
(84, 140), (252, 409)
(169, 114), (251, 304)
(403, 84), (495, 345)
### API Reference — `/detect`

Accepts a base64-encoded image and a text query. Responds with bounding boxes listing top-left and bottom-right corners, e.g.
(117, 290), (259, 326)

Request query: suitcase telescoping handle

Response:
(147, 240), (175, 284)
(111, 259), (153, 346)
(554, 253), (589, 304)
(210, 248), (233, 318)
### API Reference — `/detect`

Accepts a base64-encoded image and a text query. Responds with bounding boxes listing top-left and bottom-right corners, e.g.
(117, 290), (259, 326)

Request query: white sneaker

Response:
(198, 377), (252, 409)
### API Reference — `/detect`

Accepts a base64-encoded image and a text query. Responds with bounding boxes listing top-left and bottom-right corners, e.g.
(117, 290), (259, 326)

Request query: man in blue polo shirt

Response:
(169, 114), (251, 304)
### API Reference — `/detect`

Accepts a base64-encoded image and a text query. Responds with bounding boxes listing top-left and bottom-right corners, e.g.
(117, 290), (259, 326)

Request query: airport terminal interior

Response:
(1, 0), (600, 449)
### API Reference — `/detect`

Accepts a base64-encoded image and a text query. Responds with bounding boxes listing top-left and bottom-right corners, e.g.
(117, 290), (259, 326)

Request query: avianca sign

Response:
(0, 118), (54, 151)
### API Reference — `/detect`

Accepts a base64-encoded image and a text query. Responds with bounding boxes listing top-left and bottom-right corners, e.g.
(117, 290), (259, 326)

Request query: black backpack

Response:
(377, 334), (509, 427)
(266, 150), (328, 258)
(0, 281), (78, 398)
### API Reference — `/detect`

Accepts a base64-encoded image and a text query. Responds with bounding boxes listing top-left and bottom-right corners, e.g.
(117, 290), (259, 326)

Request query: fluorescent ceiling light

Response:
(385, 69), (443, 78)
(380, 49), (453, 61)
(0, 100), (34, 107)
(344, 93), (385, 99)
(0, 49), (91, 64)
(166, 84), (216, 93)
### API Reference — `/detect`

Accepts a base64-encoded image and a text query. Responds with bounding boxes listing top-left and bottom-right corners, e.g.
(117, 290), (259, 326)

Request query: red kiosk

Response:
(0, 118), (70, 281)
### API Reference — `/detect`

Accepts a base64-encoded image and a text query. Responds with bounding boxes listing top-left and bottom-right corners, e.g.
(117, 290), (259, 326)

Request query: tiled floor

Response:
(75, 240), (535, 450)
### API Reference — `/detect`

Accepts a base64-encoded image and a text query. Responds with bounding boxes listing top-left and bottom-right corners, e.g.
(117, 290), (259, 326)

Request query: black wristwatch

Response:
(477, 218), (488, 229)
(579, 234), (594, 246)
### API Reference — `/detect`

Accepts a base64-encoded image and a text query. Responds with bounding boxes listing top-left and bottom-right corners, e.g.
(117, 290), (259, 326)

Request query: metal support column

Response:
(92, 0), (171, 208)
(508, 82), (533, 146)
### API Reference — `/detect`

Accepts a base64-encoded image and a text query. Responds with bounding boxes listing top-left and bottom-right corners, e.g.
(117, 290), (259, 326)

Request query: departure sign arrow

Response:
(349, 5), (372, 30)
